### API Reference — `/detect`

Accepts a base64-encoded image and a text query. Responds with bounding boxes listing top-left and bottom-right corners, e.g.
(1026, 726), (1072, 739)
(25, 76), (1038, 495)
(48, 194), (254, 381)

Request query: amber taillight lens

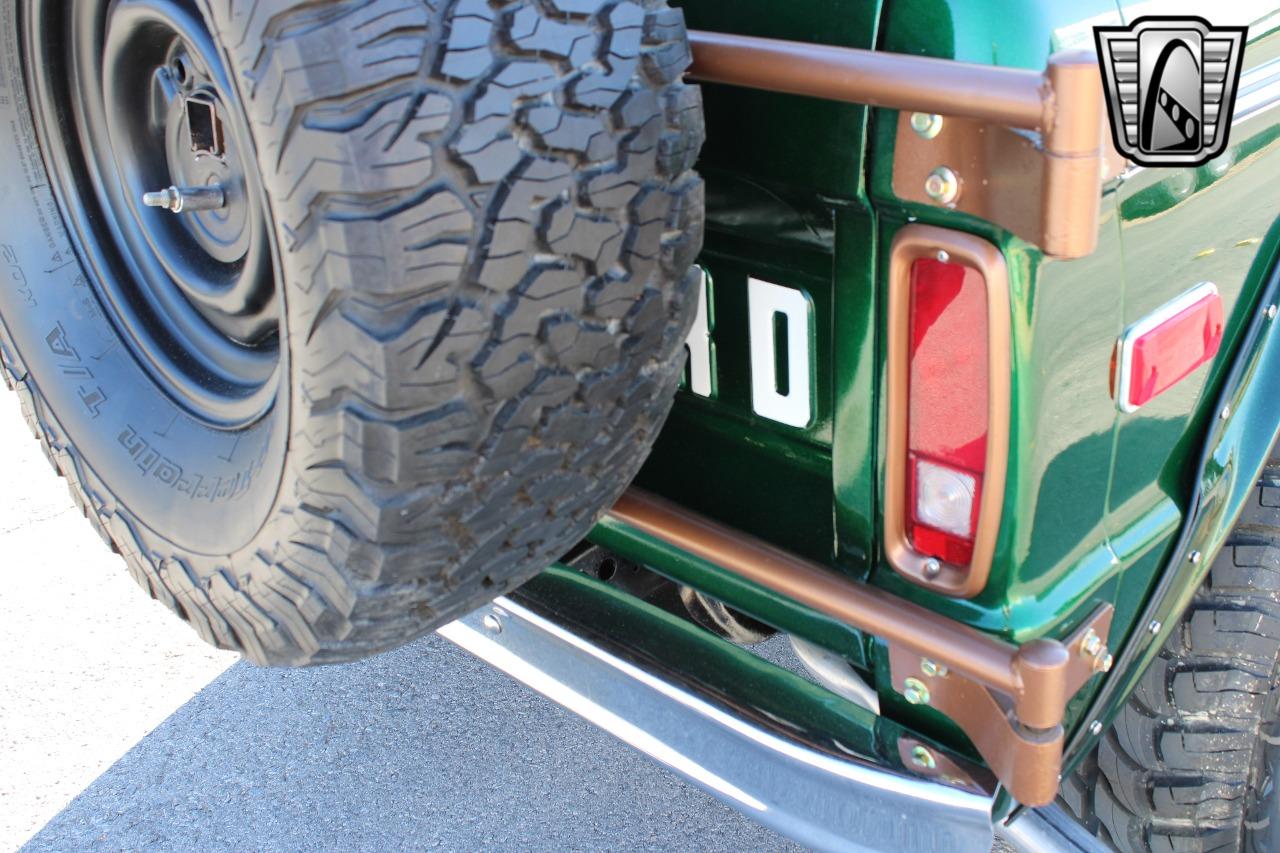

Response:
(905, 257), (989, 567)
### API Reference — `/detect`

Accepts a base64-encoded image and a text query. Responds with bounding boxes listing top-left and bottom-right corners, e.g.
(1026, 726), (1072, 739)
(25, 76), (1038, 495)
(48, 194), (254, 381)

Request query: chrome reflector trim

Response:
(1115, 281), (1219, 413)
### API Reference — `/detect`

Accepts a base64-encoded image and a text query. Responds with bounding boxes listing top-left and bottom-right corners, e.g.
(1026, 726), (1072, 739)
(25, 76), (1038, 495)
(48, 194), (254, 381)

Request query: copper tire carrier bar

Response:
(609, 489), (1112, 806)
(649, 30), (1115, 803)
(687, 30), (1109, 259)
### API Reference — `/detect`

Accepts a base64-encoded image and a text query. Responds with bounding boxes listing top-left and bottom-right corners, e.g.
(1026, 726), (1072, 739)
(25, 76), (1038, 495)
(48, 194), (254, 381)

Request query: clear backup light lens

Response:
(913, 458), (976, 537)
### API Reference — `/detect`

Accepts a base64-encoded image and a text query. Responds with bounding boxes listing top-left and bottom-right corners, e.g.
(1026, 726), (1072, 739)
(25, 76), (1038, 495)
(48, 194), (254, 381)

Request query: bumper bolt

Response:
(482, 612), (503, 634)
(1089, 720), (1103, 736)
(1080, 628), (1112, 672)
(1148, 619), (1162, 634)
(910, 744), (937, 769)
(920, 658), (948, 678)
(910, 112), (944, 139)
(142, 184), (226, 214)
(1266, 304), (1277, 320)
(903, 677), (930, 705)
(924, 166), (960, 205)
(1079, 629), (1101, 658)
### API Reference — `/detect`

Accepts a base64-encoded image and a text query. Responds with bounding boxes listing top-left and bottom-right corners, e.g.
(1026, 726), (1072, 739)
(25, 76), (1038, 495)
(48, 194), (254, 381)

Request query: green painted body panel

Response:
(637, 215), (839, 563)
(590, 0), (1280, 776)
(639, 0), (883, 566)
(1067, 218), (1280, 769)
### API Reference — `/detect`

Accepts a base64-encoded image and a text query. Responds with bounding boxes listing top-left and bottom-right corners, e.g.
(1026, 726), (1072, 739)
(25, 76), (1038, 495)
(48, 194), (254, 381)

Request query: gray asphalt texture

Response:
(23, 639), (802, 851)
(0, 391), (800, 851)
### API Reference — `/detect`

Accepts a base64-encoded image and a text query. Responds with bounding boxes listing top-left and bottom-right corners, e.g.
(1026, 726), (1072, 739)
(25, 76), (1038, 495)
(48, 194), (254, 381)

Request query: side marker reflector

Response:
(1116, 283), (1223, 412)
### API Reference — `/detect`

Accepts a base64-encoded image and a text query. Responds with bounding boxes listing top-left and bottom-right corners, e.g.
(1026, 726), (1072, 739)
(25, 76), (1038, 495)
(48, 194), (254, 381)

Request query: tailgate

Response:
(636, 0), (882, 570)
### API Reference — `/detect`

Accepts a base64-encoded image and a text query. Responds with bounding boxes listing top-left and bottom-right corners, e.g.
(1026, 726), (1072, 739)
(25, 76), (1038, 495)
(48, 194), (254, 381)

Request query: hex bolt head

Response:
(922, 558), (942, 578)
(1089, 720), (1104, 736)
(1267, 304), (1278, 320)
(482, 612), (503, 634)
(1079, 629), (1102, 658)
(1099, 653), (1114, 673)
(924, 166), (960, 205)
(903, 677), (931, 705)
(1190, 550), (1203, 565)
(920, 658), (949, 678)
(1148, 620), (1162, 634)
(1220, 405), (1232, 420)
(910, 112), (944, 139)
(910, 744), (937, 769)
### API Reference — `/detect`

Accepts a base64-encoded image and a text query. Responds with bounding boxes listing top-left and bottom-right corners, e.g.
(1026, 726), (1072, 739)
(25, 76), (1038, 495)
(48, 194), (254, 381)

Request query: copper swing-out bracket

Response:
(890, 52), (1114, 260)
(888, 604), (1113, 804)
(608, 488), (1116, 806)
(687, 31), (1118, 259)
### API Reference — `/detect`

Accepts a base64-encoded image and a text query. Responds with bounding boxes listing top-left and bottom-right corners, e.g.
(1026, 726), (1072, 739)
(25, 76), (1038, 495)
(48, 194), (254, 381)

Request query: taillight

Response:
(906, 257), (988, 566)
(885, 226), (1010, 598)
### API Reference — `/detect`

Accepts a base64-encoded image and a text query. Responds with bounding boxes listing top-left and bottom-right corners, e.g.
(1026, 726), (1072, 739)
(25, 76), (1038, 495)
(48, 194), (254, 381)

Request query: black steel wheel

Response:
(0, 0), (704, 665)
(30, 0), (282, 426)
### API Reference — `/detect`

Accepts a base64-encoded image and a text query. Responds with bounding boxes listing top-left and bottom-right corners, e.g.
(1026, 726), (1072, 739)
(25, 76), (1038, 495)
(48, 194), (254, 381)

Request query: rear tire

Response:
(0, 0), (704, 665)
(1062, 451), (1280, 851)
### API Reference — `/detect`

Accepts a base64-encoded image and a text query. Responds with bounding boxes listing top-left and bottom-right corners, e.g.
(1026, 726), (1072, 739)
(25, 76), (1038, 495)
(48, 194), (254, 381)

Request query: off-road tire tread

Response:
(0, 0), (704, 665)
(1061, 453), (1280, 852)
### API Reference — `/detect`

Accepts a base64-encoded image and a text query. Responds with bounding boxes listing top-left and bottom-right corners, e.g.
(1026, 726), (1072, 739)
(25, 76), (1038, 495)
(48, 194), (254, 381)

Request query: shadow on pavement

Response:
(21, 633), (797, 851)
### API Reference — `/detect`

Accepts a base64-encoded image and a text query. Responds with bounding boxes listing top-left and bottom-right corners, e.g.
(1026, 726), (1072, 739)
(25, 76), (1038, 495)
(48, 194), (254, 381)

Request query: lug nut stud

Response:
(142, 184), (225, 214)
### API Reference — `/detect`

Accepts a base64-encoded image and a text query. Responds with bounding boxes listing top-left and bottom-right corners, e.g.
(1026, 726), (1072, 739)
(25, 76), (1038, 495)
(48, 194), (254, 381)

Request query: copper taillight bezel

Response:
(884, 225), (1011, 598)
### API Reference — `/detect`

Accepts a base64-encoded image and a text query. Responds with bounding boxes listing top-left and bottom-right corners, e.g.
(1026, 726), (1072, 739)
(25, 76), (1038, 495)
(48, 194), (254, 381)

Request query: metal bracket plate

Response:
(687, 32), (1114, 259)
(888, 605), (1114, 805)
(892, 109), (1122, 260)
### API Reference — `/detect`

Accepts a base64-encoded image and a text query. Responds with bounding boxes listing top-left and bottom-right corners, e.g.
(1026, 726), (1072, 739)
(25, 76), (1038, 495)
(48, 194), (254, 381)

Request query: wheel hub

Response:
(102, 2), (276, 348)
(25, 0), (283, 426)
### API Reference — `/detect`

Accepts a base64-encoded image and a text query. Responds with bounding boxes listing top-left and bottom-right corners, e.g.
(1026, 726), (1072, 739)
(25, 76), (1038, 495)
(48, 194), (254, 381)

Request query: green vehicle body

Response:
(563, 0), (1280, 805)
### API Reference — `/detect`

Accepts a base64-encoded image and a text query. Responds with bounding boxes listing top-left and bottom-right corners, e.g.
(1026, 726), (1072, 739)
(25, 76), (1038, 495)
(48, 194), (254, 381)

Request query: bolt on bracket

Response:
(890, 52), (1119, 260)
(888, 603), (1113, 805)
(685, 32), (1116, 260)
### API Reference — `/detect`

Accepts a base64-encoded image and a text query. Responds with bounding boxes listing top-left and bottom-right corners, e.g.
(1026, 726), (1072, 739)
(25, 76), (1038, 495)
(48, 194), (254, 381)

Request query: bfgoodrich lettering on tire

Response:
(0, 0), (704, 665)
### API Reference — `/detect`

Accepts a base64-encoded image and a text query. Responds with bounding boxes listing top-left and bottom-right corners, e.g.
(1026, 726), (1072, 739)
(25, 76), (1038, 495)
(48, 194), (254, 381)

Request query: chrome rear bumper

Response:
(438, 567), (996, 852)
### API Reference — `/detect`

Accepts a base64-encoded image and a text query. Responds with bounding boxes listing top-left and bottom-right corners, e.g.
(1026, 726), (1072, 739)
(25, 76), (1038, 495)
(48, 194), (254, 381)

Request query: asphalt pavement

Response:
(0, 390), (800, 851)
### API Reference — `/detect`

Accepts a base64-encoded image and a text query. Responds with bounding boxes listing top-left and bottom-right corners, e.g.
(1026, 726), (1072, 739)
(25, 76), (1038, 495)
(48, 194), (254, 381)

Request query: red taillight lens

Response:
(906, 257), (989, 566)
(886, 226), (1008, 597)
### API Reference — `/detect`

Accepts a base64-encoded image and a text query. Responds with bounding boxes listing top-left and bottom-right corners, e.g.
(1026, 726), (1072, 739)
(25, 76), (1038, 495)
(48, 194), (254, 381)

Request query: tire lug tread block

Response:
(0, 0), (704, 666)
(1062, 452), (1280, 851)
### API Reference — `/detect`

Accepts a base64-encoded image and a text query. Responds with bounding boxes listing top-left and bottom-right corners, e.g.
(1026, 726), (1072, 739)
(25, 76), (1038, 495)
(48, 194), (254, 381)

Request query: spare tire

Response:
(0, 0), (704, 665)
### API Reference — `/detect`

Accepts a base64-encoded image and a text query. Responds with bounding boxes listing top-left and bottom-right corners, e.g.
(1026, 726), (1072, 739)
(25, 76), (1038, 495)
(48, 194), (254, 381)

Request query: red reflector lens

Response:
(906, 258), (989, 565)
(1119, 284), (1223, 411)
